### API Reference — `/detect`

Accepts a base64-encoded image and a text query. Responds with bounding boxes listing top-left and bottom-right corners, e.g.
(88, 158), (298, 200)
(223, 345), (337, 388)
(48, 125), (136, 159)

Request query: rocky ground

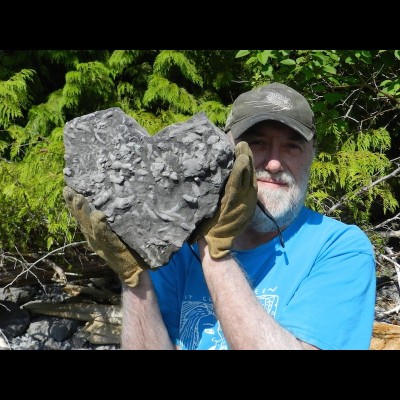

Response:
(1, 254), (400, 350)
(0, 272), (122, 350)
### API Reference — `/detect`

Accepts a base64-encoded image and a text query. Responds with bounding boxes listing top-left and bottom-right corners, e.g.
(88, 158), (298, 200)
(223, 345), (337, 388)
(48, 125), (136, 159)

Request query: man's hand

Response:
(189, 141), (258, 258)
(63, 186), (148, 288)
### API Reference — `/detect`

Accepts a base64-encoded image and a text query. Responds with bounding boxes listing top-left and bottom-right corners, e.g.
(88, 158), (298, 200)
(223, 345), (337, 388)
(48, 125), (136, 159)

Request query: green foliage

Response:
(129, 109), (190, 136)
(236, 50), (400, 247)
(108, 50), (155, 111)
(152, 50), (203, 87)
(1, 49), (399, 258)
(198, 100), (229, 127)
(108, 50), (142, 76)
(0, 69), (35, 126)
(0, 50), (238, 253)
(62, 61), (115, 114)
(26, 90), (65, 137)
(143, 74), (198, 114)
(0, 125), (68, 251)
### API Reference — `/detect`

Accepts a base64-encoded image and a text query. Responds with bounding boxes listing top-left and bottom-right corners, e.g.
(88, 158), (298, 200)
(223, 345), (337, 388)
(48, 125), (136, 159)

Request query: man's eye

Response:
(249, 140), (265, 146)
(287, 143), (301, 150)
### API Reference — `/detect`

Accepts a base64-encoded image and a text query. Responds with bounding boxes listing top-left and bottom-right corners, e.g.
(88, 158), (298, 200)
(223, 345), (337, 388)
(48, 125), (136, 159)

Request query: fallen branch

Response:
(0, 242), (114, 288)
(379, 252), (400, 297)
(380, 304), (400, 315)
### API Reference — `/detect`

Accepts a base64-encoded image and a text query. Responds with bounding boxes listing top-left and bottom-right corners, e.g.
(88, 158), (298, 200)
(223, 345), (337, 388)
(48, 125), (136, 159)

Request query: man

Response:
(64, 82), (376, 350)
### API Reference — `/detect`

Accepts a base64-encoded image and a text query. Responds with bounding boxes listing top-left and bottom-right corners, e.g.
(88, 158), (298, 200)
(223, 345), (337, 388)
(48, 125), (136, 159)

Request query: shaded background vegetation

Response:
(0, 50), (399, 286)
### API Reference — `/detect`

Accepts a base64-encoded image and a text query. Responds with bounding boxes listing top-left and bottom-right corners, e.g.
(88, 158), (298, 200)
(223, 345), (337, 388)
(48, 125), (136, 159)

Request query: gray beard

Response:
(250, 169), (309, 233)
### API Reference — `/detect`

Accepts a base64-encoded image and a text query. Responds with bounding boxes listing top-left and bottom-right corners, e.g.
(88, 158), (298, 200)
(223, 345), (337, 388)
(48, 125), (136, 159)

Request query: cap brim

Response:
(230, 114), (315, 141)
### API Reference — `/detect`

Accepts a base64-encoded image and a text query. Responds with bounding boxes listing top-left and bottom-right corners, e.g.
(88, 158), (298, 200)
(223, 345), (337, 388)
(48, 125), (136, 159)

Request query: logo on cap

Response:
(252, 90), (293, 111)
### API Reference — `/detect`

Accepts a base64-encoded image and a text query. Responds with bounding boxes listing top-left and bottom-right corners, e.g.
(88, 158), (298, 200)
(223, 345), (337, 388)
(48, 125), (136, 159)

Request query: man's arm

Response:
(63, 187), (175, 350)
(121, 270), (175, 350)
(198, 238), (318, 350)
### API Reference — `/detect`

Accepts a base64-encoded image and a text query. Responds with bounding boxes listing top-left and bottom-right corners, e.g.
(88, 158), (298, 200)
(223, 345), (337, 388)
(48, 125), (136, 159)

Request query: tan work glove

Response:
(63, 186), (148, 288)
(189, 141), (258, 258)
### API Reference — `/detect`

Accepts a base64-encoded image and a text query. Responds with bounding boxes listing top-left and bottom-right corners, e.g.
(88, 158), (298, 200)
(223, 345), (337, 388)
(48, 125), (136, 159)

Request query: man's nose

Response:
(265, 158), (283, 173)
(262, 146), (283, 173)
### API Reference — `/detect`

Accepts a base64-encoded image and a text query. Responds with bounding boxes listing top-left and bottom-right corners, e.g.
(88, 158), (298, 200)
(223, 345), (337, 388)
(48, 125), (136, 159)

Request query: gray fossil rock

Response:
(63, 108), (234, 269)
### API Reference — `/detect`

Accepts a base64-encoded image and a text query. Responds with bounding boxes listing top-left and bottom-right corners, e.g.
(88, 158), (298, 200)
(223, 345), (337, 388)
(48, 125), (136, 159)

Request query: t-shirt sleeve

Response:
(278, 227), (376, 350)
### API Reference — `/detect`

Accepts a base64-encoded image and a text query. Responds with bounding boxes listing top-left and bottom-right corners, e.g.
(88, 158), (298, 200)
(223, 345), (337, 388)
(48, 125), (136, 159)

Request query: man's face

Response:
(237, 120), (315, 233)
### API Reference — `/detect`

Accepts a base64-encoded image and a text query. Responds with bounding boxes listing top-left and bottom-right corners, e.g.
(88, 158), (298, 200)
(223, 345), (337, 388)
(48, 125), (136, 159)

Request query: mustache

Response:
(255, 170), (295, 186)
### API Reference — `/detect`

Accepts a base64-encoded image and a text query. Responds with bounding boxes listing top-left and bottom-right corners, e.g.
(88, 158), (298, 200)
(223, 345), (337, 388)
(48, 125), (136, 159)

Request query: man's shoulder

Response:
(302, 206), (359, 230)
(301, 207), (373, 252)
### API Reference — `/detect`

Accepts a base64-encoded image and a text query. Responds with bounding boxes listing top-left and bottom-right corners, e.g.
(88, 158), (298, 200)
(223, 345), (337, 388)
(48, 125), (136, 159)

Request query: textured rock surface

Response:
(370, 322), (400, 350)
(64, 109), (234, 268)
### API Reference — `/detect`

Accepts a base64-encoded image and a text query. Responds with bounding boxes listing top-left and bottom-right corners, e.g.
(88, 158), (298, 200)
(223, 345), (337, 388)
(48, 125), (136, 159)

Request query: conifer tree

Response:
(0, 49), (399, 285)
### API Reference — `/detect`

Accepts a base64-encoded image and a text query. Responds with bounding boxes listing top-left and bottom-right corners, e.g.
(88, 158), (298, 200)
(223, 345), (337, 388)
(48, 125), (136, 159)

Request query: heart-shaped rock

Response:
(63, 108), (234, 269)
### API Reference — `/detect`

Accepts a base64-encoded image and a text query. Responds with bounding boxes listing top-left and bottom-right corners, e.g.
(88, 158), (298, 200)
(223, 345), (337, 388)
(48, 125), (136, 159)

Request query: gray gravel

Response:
(1, 281), (120, 350)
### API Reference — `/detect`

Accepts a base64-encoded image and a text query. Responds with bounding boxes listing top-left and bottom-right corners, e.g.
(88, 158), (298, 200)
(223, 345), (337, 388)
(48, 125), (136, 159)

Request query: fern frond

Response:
(128, 109), (188, 135)
(0, 140), (9, 154)
(0, 69), (35, 127)
(6, 124), (28, 159)
(337, 151), (391, 189)
(342, 128), (391, 152)
(197, 100), (229, 127)
(117, 81), (135, 97)
(62, 71), (82, 108)
(143, 74), (198, 114)
(310, 158), (338, 187)
(63, 61), (114, 110)
(26, 90), (65, 136)
(108, 50), (141, 76)
(153, 50), (203, 87)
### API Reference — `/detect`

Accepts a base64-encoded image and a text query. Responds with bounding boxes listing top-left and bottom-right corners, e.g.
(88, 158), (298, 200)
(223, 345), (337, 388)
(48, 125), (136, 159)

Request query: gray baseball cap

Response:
(224, 82), (316, 141)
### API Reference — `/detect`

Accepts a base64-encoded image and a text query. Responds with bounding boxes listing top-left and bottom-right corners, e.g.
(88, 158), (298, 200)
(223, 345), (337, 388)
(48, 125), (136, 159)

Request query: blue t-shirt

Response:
(149, 206), (376, 350)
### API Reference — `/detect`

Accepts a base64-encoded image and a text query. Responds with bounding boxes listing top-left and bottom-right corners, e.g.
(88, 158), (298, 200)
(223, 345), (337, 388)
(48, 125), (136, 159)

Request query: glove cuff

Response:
(205, 235), (231, 259)
(123, 268), (143, 288)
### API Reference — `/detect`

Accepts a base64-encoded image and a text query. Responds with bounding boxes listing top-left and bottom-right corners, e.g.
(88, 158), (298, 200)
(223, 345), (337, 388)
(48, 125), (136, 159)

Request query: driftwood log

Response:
(23, 301), (121, 345)
(370, 322), (400, 350)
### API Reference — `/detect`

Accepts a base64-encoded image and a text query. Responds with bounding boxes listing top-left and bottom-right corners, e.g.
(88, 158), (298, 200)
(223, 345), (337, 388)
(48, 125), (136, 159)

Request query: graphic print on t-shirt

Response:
(179, 287), (280, 349)
(255, 286), (279, 317)
(179, 300), (215, 349)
